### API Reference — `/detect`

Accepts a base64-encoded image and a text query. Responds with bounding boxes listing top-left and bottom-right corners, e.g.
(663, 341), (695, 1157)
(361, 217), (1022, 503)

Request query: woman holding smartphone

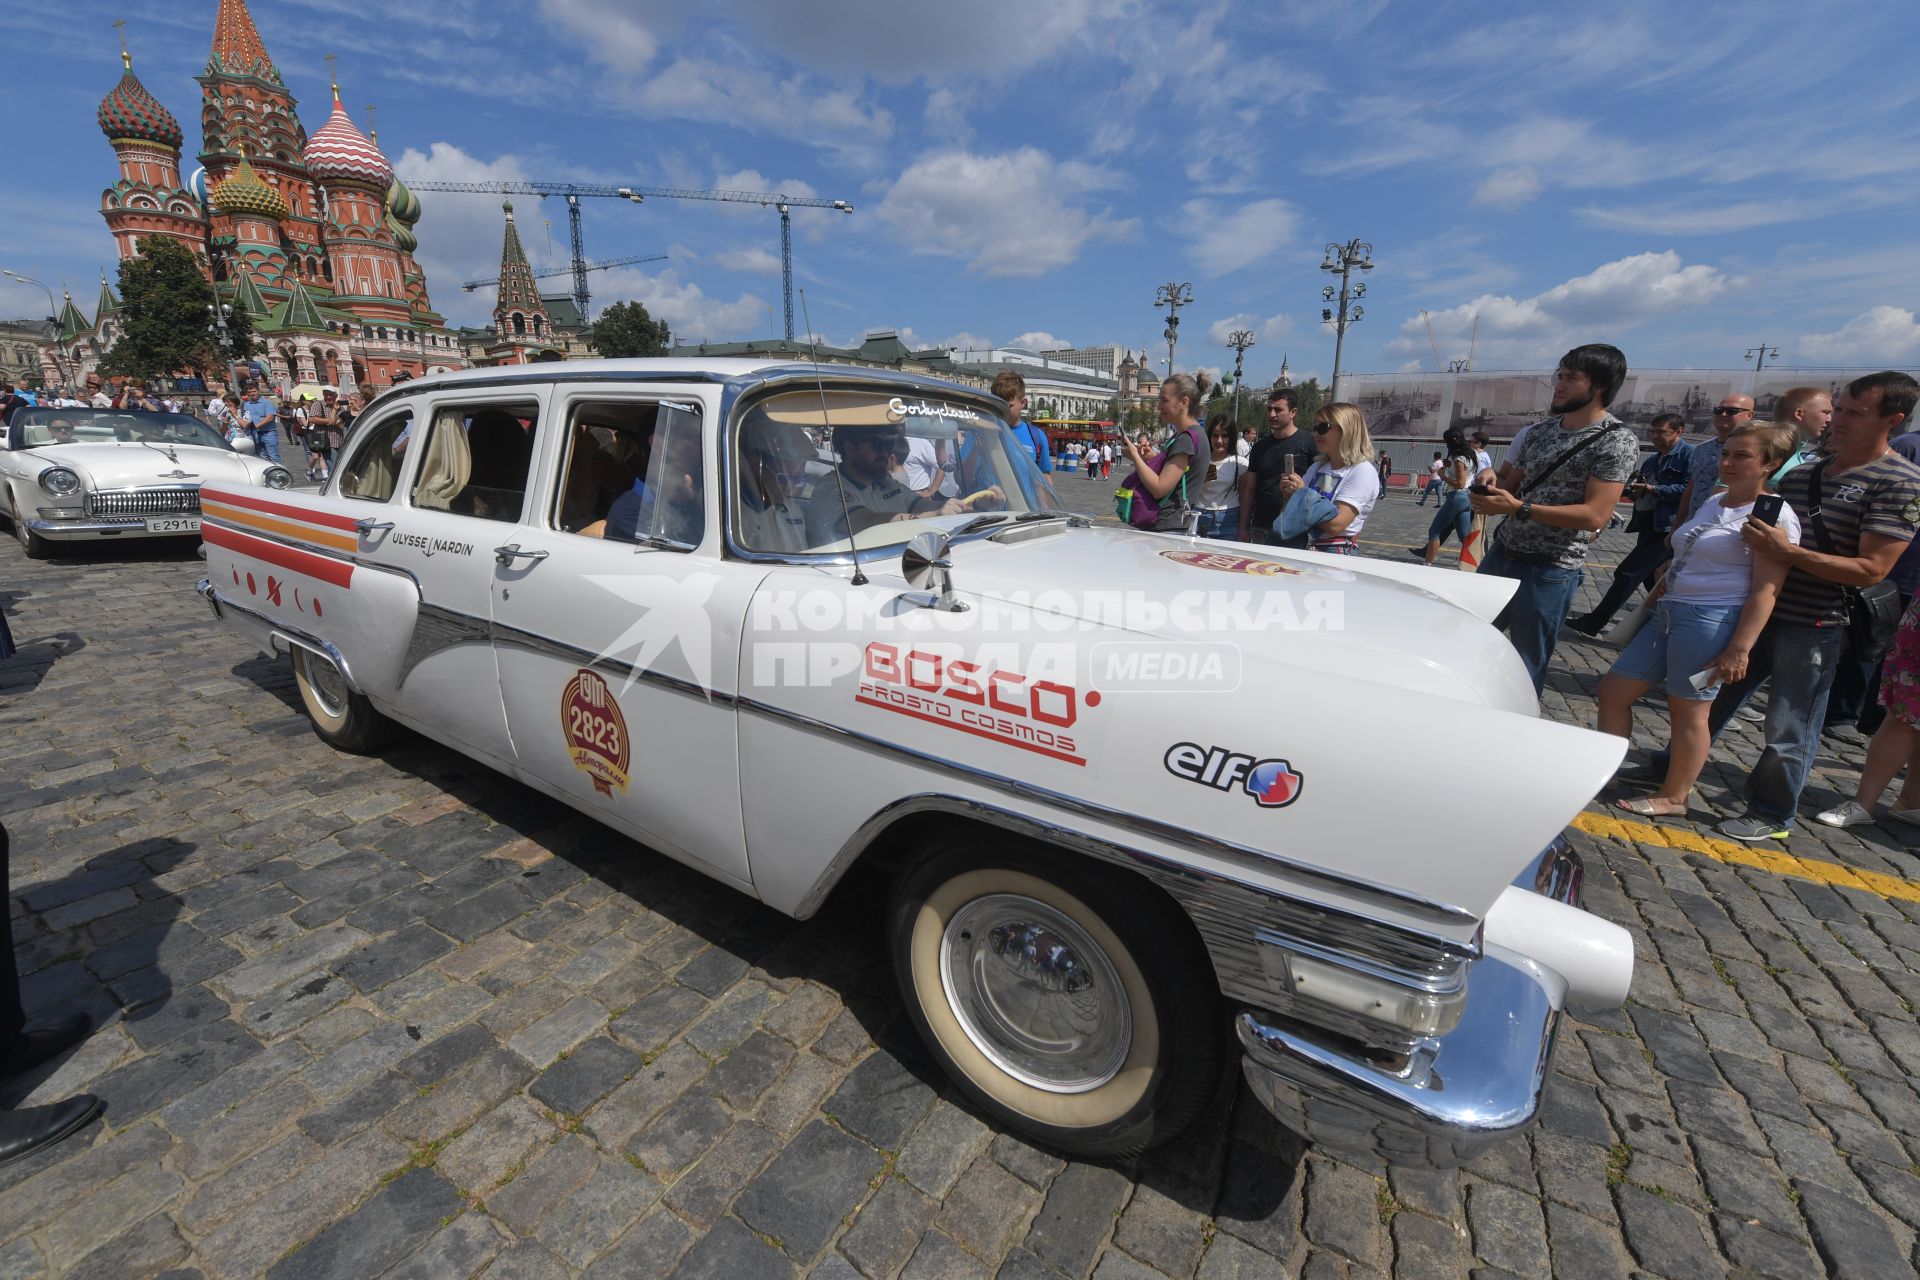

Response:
(1599, 421), (1800, 815)
(1273, 402), (1379, 555)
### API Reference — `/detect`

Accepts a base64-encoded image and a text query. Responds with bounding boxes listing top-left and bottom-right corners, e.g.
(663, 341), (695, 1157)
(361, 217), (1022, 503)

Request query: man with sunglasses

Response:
(806, 424), (971, 543)
(1674, 393), (1754, 524)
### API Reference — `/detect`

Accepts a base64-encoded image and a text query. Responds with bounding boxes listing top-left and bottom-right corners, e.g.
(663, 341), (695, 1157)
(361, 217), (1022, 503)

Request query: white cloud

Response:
(1181, 198), (1300, 275)
(712, 246), (783, 275)
(1472, 167), (1542, 210)
(623, 59), (893, 159)
(1008, 331), (1068, 351)
(1578, 198), (1844, 235)
(875, 148), (1135, 277)
(1799, 306), (1920, 363)
(391, 142), (551, 326)
(939, 331), (994, 352)
(1390, 251), (1732, 364)
(1208, 313), (1293, 345)
(595, 266), (775, 343)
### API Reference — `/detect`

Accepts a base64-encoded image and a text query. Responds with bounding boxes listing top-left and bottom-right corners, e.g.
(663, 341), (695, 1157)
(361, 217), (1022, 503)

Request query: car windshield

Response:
(12, 408), (230, 452)
(730, 387), (1064, 555)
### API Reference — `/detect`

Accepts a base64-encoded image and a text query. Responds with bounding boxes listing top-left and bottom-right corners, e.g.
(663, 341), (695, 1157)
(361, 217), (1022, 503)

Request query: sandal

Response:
(1614, 795), (1692, 818)
(1886, 808), (1920, 829)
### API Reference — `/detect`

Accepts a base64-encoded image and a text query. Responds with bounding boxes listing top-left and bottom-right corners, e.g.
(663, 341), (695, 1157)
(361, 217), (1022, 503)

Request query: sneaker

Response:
(1735, 705), (1767, 723)
(1718, 815), (1792, 842)
(1814, 800), (1874, 828)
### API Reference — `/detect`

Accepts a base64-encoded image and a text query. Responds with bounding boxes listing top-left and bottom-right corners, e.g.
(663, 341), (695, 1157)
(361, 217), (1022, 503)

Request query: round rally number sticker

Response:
(561, 669), (631, 796)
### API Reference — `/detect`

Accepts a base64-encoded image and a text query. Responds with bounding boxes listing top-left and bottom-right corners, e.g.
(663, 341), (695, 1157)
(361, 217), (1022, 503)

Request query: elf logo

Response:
(1163, 742), (1303, 808)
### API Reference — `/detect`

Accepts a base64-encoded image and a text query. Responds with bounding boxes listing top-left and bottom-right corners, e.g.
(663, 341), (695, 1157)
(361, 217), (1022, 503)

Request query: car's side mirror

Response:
(901, 530), (966, 612)
(231, 435), (257, 456)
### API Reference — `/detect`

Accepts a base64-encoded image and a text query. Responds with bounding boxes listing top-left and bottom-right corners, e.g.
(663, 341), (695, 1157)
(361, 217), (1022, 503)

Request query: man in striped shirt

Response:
(1706, 371), (1920, 841)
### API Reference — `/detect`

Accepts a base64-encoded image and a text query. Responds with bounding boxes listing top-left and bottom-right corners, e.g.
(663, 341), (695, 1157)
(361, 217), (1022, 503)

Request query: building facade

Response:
(63, 0), (463, 394)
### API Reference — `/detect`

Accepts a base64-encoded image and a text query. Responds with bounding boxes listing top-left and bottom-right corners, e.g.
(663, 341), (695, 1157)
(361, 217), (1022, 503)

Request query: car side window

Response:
(557, 399), (706, 549)
(337, 411), (413, 502)
(408, 402), (538, 523)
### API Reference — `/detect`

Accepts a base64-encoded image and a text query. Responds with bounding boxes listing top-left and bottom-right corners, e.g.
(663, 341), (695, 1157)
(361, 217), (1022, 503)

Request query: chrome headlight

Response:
(37, 466), (81, 498)
(262, 466), (293, 490)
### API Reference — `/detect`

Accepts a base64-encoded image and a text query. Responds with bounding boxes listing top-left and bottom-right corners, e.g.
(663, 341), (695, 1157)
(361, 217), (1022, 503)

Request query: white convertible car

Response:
(2, 405), (291, 558)
(196, 359), (1631, 1164)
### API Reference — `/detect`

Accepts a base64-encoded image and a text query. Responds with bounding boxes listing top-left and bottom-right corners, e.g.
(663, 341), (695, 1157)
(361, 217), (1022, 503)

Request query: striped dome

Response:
(210, 154), (287, 220)
(386, 173), (422, 225)
(98, 68), (183, 149)
(304, 92), (391, 188)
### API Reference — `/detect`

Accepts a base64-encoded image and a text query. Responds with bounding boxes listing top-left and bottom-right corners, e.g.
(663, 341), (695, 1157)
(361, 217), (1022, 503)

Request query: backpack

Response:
(1115, 425), (1205, 529)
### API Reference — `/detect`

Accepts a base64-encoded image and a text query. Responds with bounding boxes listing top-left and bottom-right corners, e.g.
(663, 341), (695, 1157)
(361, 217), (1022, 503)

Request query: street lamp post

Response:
(1226, 328), (1255, 426)
(1319, 238), (1373, 401)
(1745, 343), (1780, 373)
(4, 269), (73, 388)
(206, 300), (243, 395)
(1154, 282), (1193, 377)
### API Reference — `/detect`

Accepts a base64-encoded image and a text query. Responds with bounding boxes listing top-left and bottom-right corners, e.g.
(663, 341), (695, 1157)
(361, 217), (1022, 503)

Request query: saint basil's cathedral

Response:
(57, 0), (473, 393)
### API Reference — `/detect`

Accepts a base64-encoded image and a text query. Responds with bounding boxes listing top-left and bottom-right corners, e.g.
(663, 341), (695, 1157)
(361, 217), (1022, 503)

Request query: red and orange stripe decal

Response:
(203, 522), (355, 588)
(200, 486), (359, 554)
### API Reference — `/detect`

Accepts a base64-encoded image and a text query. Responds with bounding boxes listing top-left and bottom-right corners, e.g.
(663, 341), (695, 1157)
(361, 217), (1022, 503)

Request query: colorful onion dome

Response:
(304, 91), (392, 188)
(386, 173), (422, 226)
(385, 213), (418, 254)
(97, 60), (183, 149)
(210, 153), (288, 220)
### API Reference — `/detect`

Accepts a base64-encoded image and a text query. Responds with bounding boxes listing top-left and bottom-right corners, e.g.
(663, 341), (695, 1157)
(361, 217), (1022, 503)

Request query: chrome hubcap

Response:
(939, 893), (1130, 1093)
(304, 652), (349, 720)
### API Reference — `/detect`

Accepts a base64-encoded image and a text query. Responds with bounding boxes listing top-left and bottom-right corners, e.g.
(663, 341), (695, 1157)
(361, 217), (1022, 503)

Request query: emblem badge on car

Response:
(561, 668), (631, 796)
(1163, 742), (1302, 808)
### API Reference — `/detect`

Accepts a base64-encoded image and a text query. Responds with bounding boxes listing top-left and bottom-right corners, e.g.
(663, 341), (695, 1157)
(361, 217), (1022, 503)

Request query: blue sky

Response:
(7, 0), (1920, 386)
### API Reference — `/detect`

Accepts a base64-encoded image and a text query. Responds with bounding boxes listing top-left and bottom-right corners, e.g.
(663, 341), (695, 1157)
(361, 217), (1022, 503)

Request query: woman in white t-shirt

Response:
(1194, 415), (1247, 540)
(1599, 422), (1801, 816)
(1277, 402), (1380, 554)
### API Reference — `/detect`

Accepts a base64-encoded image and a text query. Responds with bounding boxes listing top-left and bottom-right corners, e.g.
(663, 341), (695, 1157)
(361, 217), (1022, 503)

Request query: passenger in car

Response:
(458, 409), (533, 521)
(738, 418), (815, 552)
(604, 424), (704, 546)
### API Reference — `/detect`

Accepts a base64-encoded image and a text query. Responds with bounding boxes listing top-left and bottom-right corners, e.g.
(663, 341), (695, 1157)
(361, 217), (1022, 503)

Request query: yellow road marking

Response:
(1571, 811), (1920, 904)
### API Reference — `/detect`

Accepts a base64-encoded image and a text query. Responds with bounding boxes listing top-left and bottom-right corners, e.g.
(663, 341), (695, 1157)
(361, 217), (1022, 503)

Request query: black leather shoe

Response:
(0, 1012), (94, 1080)
(0, 1094), (103, 1168)
(1565, 614), (1607, 637)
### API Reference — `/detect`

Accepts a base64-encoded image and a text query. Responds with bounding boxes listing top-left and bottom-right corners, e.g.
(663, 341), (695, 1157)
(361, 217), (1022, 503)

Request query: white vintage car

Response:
(196, 359), (1631, 1164)
(2, 405), (292, 557)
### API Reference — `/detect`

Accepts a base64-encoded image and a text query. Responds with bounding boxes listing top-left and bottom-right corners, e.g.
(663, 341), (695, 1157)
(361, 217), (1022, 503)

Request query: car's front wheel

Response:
(292, 647), (395, 753)
(888, 838), (1224, 1157)
(7, 493), (49, 559)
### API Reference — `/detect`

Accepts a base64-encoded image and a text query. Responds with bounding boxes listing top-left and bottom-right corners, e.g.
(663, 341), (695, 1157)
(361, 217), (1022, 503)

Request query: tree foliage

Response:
(99, 239), (254, 383)
(588, 300), (672, 358)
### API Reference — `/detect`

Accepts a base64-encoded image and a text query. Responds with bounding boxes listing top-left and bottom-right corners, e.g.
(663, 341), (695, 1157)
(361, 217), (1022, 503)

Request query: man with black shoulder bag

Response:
(1470, 344), (1639, 693)
(1676, 370), (1920, 841)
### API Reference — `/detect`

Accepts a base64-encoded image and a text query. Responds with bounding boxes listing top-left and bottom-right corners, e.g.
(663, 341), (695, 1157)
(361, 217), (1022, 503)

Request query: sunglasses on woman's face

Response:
(1312, 423), (1335, 434)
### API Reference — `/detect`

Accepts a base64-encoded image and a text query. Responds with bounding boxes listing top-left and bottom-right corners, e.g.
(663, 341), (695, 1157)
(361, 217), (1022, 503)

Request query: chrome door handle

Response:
(494, 544), (550, 567)
(355, 518), (395, 534)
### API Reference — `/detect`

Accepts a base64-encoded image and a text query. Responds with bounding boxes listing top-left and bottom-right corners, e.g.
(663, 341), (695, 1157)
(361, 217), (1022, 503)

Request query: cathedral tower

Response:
(304, 76), (407, 324)
(97, 39), (207, 266)
(489, 201), (554, 363)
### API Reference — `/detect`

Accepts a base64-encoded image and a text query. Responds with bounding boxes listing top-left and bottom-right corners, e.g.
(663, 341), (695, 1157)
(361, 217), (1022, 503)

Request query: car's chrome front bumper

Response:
(1237, 837), (1583, 1167)
(29, 517), (200, 540)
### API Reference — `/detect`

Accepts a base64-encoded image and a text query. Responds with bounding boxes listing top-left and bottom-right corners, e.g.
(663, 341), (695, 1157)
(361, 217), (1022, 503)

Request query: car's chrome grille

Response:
(86, 487), (202, 517)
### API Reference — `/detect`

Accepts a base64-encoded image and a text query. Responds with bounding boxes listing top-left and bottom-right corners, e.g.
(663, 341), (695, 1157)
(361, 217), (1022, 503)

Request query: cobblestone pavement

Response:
(3, 480), (1920, 1279)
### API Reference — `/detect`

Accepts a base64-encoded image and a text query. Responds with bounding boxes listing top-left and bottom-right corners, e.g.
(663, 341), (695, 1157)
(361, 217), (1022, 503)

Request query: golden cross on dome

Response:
(114, 18), (130, 70)
(364, 103), (378, 145)
(324, 52), (338, 95)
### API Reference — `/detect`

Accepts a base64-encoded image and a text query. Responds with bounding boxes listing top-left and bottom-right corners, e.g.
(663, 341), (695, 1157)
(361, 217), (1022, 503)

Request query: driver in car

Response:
(47, 419), (76, 445)
(807, 424), (980, 543)
(739, 419), (815, 552)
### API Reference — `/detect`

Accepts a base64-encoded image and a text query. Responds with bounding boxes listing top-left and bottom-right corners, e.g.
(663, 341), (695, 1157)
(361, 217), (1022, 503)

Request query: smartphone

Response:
(1469, 482), (1493, 495)
(1281, 453), (1296, 476)
(1753, 494), (1784, 526)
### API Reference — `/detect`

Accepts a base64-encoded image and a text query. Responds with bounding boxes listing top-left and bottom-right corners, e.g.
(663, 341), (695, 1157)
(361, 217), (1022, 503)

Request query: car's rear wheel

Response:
(888, 837), (1224, 1157)
(292, 647), (395, 753)
(8, 493), (49, 559)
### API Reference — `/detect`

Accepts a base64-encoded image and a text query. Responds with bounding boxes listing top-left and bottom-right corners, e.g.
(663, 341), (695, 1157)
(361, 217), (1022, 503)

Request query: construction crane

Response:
(461, 253), (667, 296)
(404, 180), (854, 337)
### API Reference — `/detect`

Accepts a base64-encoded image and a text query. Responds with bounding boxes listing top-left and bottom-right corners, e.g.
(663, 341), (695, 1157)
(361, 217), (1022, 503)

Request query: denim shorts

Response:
(1609, 598), (1743, 700)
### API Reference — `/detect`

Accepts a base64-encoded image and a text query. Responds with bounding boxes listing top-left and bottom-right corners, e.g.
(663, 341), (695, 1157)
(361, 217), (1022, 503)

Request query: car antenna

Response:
(801, 288), (867, 586)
